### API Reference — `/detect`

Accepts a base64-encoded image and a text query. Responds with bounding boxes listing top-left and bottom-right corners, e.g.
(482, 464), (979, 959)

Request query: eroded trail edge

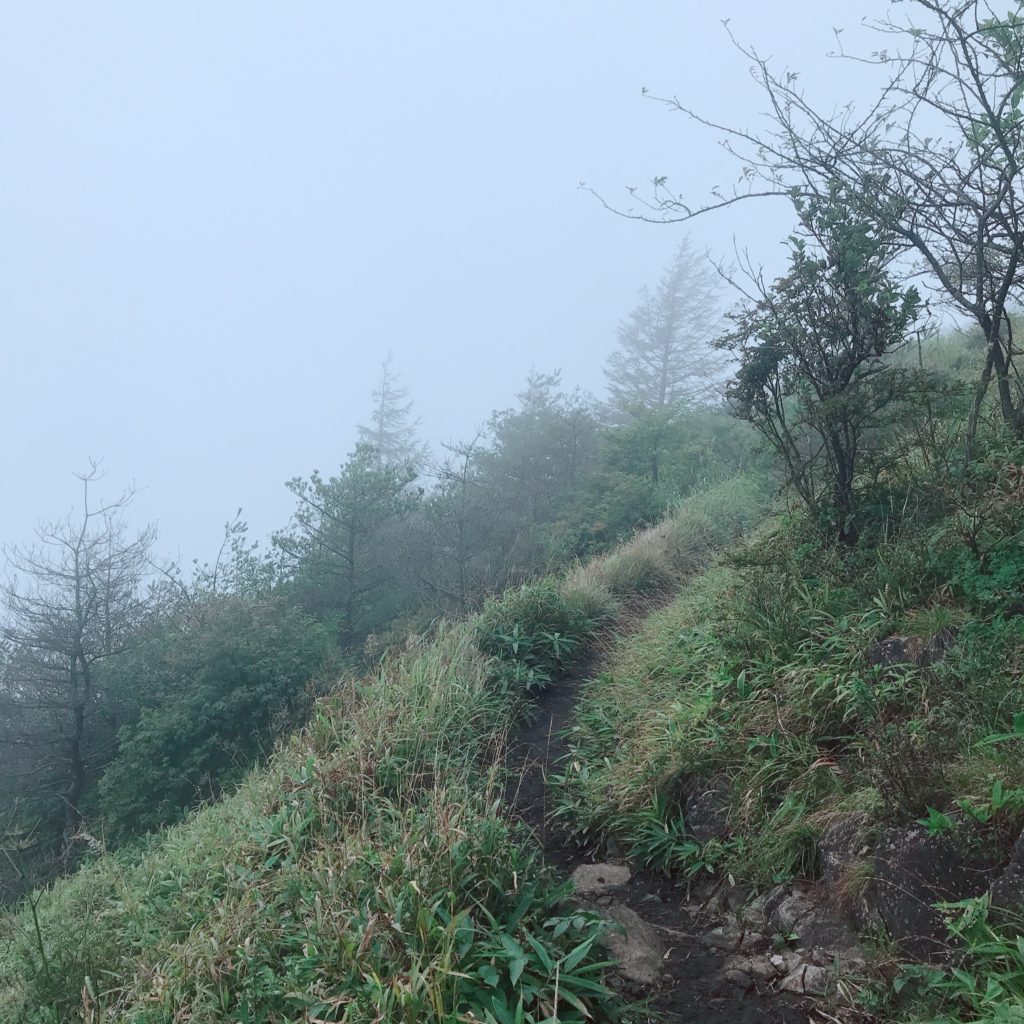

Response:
(504, 600), (810, 1024)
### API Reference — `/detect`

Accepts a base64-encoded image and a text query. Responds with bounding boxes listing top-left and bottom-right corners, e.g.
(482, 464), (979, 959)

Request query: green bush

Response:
(890, 895), (1024, 1023)
(475, 580), (600, 692)
(95, 597), (331, 837)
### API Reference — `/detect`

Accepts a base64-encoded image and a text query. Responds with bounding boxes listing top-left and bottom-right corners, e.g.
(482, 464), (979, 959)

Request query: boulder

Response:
(600, 904), (665, 988)
(761, 882), (862, 956)
(571, 862), (631, 896)
(869, 824), (993, 958)
(793, 910), (861, 954)
(770, 891), (815, 934)
(779, 963), (836, 997)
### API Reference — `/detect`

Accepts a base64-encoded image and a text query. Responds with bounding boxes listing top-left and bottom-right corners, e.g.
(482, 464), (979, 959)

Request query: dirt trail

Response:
(505, 616), (810, 1024)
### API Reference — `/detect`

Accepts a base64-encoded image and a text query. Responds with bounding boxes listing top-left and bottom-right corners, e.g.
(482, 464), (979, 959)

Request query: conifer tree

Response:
(605, 237), (726, 421)
(357, 352), (426, 468)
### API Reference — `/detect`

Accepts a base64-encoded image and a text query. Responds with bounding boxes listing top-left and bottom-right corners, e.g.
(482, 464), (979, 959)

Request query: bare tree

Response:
(0, 465), (154, 858)
(592, 2), (1024, 442)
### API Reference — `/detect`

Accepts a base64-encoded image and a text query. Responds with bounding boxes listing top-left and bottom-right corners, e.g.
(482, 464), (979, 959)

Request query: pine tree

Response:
(605, 237), (726, 419)
(357, 353), (426, 469)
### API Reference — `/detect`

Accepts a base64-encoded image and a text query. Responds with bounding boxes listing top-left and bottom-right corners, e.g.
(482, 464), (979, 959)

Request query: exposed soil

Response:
(504, 615), (811, 1024)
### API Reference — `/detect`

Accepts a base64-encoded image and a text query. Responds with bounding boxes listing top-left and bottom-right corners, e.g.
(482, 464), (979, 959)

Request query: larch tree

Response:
(0, 466), (155, 859)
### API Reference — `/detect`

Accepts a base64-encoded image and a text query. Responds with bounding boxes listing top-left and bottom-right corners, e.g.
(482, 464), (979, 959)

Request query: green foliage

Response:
(0, 624), (623, 1024)
(276, 442), (420, 645)
(95, 597), (331, 837)
(555, 483), (1024, 896)
(933, 439), (1024, 616)
(621, 794), (737, 880)
(475, 580), (599, 693)
(719, 184), (927, 544)
(890, 895), (1024, 1023)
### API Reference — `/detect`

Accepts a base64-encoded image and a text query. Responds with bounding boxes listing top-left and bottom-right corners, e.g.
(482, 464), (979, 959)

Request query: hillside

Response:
(0, 479), (764, 1022)
(7, 422), (1024, 1024)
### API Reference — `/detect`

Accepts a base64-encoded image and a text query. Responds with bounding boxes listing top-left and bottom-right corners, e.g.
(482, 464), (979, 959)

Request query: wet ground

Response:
(504, 621), (810, 1024)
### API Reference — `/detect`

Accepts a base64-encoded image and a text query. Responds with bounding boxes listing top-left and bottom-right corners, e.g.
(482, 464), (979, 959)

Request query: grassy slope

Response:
(0, 475), (767, 1024)
(556, 501), (1024, 1021)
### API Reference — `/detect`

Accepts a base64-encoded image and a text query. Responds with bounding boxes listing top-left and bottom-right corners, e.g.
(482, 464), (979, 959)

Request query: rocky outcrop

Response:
(868, 824), (994, 958)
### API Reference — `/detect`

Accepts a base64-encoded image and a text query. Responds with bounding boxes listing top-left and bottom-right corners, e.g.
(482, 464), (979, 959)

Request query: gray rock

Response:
(690, 875), (721, 902)
(723, 967), (754, 991)
(737, 893), (768, 927)
(571, 863), (631, 896)
(771, 892), (815, 933)
(779, 963), (836, 997)
(685, 777), (731, 844)
(808, 945), (864, 971)
(600, 904), (664, 988)
(769, 951), (802, 976)
(739, 930), (769, 953)
(818, 812), (872, 888)
(725, 885), (752, 912)
(742, 955), (785, 982)
(991, 829), (1024, 913)
(793, 910), (861, 955)
(869, 824), (993, 959)
(701, 924), (743, 951)
(760, 884), (791, 926)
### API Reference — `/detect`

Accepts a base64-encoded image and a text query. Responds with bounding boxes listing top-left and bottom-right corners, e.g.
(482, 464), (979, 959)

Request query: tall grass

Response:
(0, 624), (618, 1023)
(0, 472), (772, 1022)
(556, 503), (1024, 894)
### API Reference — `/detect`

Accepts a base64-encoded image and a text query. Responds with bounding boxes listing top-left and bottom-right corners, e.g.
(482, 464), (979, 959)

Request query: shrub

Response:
(95, 597), (331, 837)
(475, 580), (599, 692)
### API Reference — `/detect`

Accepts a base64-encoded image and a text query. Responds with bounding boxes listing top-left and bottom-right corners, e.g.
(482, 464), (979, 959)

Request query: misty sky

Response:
(1, 2), (896, 563)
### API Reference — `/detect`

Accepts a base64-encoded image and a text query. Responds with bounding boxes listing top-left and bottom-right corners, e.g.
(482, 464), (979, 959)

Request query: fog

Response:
(0, 2), (894, 561)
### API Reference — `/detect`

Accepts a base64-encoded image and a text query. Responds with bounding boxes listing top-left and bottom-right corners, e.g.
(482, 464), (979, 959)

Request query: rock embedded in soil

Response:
(769, 891), (815, 934)
(869, 824), (993, 958)
(571, 862), (631, 896)
(600, 903), (665, 988)
(990, 828), (1024, 914)
(770, 951), (803, 976)
(739, 930), (769, 953)
(818, 811), (872, 888)
(779, 964), (836, 997)
(723, 967), (755, 991)
(793, 911), (861, 954)
(701, 924), (744, 951)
